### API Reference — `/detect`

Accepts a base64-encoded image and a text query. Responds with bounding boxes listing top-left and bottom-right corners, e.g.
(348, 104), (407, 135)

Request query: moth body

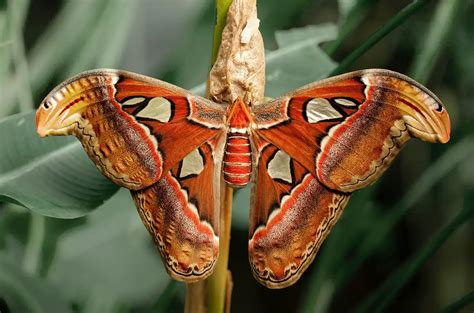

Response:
(223, 98), (253, 187)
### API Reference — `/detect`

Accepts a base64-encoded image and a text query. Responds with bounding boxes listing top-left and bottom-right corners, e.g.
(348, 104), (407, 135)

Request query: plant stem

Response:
(323, 0), (380, 57)
(330, 0), (430, 76)
(185, 282), (207, 313)
(211, 0), (233, 65)
(409, 0), (465, 83)
(22, 213), (45, 275)
(354, 200), (474, 313)
(185, 1), (234, 312)
(439, 290), (474, 313)
(207, 186), (234, 313)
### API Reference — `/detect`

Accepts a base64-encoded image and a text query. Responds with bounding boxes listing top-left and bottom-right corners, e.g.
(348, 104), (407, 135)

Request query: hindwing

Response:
(248, 136), (350, 288)
(131, 134), (225, 281)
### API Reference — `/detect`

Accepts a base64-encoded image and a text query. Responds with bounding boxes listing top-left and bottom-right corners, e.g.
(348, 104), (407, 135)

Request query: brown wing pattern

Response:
(36, 69), (227, 282)
(253, 69), (450, 193)
(249, 69), (451, 288)
(248, 136), (350, 288)
(131, 134), (225, 282)
(36, 69), (226, 190)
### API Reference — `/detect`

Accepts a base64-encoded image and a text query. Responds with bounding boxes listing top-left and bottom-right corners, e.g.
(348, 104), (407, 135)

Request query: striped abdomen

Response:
(223, 132), (252, 187)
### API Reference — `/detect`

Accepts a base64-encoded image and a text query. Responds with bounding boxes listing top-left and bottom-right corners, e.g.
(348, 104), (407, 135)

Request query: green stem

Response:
(207, 186), (233, 313)
(7, 0), (33, 112)
(354, 201), (474, 313)
(211, 0), (233, 65)
(22, 213), (46, 275)
(323, 0), (380, 56)
(409, 0), (465, 83)
(330, 0), (430, 76)
(185, 1), (234, 312)
(439, 290), (474, 313)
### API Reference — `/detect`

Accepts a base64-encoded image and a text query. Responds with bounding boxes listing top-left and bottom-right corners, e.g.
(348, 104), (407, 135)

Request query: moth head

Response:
(36, 74), (113, 137)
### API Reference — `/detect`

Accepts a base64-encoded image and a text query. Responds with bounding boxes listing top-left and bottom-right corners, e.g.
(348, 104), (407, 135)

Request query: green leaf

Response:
(27, 0), (109, 93)
(325, 0), (379, 56)
(47, 189), (170, 306)
(409, 0), (465, 83)
(331, 0), (430, 75)
(0, 111), (118, 218)
(265, 24), (338, 96)
(0, 254), (72, 313)
(439, 290), (474, 313)
(354, 197), (474, 313)
(65, 0), (138, 76)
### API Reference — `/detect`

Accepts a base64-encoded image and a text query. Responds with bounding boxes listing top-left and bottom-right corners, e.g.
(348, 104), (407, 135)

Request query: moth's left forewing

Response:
(36, 69), (227, 190)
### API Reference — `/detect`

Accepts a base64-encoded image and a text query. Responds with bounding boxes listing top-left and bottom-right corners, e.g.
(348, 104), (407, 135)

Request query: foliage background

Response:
(0, 0), (473, 312)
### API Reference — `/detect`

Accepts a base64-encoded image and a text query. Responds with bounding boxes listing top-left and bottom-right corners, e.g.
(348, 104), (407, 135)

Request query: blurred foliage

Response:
(0, 0), (473, 312)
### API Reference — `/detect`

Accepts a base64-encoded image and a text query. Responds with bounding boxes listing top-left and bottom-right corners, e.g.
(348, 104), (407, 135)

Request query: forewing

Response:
(252, 69), (450, 193)
(131, 134), (225, 282)
(36, 69), (226, 190)
(248, 136), (350, 288)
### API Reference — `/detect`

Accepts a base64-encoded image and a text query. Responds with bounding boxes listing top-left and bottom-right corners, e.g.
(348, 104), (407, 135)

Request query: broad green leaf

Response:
(65, 0), (138, 76)
(0, 0), (32, 117)
(0, 111), (118, 218)
(338, 0), (357, 20)
(0, 254), (72, 313)
(326, 0), (379, 56)
(274, 24), (337, 47)
(47, 189), (170, 306)
(263, 24), (337, 96)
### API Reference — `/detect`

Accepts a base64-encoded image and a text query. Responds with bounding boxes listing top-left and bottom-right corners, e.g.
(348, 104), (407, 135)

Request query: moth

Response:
(35, 69), (450, 288)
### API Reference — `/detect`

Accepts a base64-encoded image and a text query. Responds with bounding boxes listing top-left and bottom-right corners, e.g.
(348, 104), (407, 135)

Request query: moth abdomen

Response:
(223, 131), (252, 188)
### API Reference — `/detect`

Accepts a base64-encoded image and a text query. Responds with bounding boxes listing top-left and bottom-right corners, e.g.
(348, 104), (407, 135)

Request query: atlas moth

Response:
(35, 3), (450, 290)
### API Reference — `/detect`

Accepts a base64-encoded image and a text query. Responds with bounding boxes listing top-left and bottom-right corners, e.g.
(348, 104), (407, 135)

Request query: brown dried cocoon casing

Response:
(208, 0), (265, 105)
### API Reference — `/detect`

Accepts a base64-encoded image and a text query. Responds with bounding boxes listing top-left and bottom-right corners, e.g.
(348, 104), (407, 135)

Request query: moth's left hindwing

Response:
(36, 69), (227, 281)
(250, 69), (451, 288)
(132, 134), (225, 281)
